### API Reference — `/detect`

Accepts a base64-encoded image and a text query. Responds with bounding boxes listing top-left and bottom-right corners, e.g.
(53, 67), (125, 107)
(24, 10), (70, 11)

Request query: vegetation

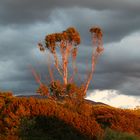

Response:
(35, 26), (104, 98)
(0, 91), (140, 140)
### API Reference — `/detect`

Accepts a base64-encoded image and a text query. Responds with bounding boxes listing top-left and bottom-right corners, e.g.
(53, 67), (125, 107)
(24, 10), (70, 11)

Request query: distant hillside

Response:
(17, 94), (108, 105)
(0, 92), (140, 140)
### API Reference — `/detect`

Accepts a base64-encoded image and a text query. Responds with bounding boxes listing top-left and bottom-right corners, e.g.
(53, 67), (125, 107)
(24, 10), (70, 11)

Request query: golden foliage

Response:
(92, 105), (140, 136)
(90, 26), (103, 38)
(36, 81), (85, 100)
(36, 84), (49, 96)
(45, 27), (81, 51)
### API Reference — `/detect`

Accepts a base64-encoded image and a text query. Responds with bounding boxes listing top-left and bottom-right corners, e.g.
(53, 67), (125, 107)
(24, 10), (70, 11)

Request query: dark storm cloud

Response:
(0, 0), (140, 96)
(0, 0), (140, 25)
(1, 0), (140, 44)
(55, 8), (140, 43)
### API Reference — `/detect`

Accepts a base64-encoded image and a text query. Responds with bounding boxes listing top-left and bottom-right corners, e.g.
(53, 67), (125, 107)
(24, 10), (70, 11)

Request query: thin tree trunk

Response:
(83, 49), (96, 94)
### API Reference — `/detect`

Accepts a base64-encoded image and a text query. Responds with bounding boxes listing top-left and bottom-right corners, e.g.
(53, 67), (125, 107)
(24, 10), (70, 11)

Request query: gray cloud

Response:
(0, 0), (140, 25)
(53, 8), (140, 43)
(0, 0), (140, 97)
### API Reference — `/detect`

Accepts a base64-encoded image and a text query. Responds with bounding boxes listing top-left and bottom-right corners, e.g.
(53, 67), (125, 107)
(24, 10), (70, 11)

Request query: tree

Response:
(35, 26), (104, 98)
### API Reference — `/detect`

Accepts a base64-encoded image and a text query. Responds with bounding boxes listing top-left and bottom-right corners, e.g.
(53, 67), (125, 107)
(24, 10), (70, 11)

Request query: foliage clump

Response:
(36, 81), (85, 100)
(45, 27), (80, 52)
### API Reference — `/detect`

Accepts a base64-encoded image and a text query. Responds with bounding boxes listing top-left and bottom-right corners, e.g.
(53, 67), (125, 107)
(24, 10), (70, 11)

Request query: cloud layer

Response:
(1, 0), (140, 25)
(0, 0), (140, 102)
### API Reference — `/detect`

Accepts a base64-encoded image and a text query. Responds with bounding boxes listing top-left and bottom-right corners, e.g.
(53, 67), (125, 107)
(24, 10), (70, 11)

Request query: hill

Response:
(0, 91), (140, 140)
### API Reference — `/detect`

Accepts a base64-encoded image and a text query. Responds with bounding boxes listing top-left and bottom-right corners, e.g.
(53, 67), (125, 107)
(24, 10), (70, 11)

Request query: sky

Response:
(0, 0), (140, 108)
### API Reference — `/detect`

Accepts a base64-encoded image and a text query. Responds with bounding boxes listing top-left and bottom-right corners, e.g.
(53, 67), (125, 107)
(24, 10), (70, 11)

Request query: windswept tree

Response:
(35, 26), (104, 99)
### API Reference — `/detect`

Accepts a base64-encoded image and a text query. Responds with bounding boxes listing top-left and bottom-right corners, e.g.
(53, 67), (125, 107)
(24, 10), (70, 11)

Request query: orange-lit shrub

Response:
(92, 105), (140, 136)
(36, 84), (49, 96)
(49, 80), (66, 99)
(36, 81), (86, 100)
(66, 83), (85, 99)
